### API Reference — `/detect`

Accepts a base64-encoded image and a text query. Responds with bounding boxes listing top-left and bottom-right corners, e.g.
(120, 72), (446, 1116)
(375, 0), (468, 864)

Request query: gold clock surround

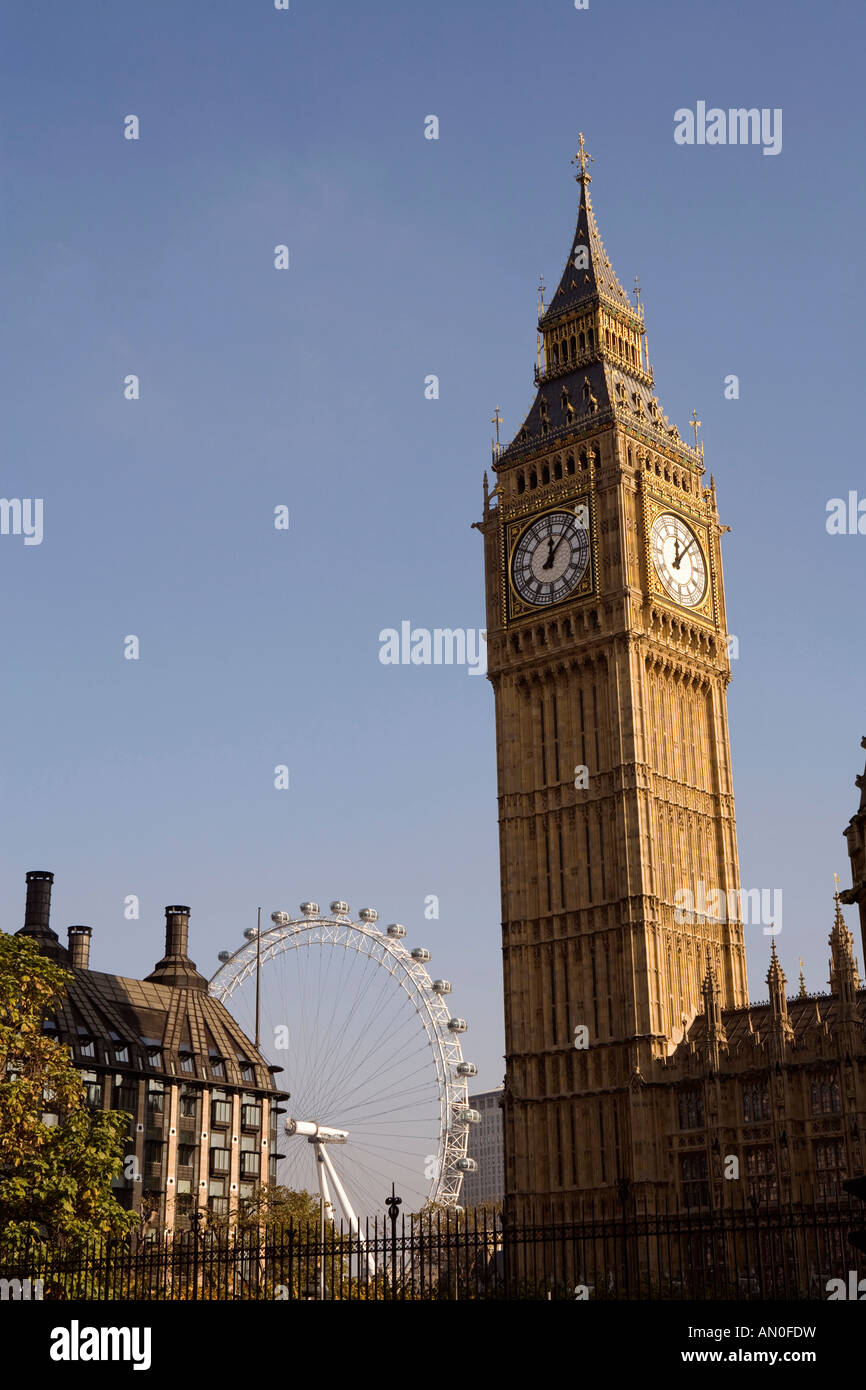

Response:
(642, 489), (717, 625)
(501, 489), (597, 624)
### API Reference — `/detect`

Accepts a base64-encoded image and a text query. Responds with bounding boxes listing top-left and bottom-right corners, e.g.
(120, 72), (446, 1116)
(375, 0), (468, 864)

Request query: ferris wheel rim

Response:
(208, 912), (472, 1209)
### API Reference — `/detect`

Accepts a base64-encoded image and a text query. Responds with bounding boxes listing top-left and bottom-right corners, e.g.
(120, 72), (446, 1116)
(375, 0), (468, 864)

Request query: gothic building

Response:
(476, 138), (866, 1220)
(13, 870), (288, 1234)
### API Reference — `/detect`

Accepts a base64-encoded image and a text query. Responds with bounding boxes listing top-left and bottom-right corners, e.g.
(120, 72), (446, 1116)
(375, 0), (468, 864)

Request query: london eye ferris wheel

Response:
(209, 900), (479, 1225)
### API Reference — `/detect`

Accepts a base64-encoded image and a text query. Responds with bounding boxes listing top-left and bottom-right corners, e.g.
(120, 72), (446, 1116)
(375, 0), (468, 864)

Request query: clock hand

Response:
(550, 525), (574, 558)
(542, 534), (557, 570)
(672, 538), (697, 570)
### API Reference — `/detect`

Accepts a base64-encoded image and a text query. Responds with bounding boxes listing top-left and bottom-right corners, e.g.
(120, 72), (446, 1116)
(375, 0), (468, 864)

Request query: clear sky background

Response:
(1, 0), (864, 1094)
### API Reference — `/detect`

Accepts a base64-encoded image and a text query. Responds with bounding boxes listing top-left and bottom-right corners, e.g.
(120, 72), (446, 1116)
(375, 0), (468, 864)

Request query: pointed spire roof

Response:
(766, 937), (786, 991)
(496, 137), (699, 467)
(829, 881), (860, 989)
(701, 947), (721, 995)
(541, 138), (636, 326)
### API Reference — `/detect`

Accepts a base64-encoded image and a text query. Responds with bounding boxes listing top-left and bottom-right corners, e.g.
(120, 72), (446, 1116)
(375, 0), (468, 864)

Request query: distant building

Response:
(461, 1085), (504, 1206)
(13, 870), (288, 1235)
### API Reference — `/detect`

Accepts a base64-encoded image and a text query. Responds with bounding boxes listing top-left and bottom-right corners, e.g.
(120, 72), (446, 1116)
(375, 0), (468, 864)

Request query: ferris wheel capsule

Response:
(432, 979), (452, 994)
(456, 1107), (481, 1124)
(271, 911), (291, 926)
(448, 1017), (467, 1033)
(300, 902), (319, 917)
(330, 901), (350, 916)
(386, 922), (406, 938)
(411, 947), (431, 962)
(218, 950), (232, 963)
(456, 1061), (477, 1076)
(358, 907), (378, 924)
(243, 926), (259, 940)
(455, 1157), (477, 1172)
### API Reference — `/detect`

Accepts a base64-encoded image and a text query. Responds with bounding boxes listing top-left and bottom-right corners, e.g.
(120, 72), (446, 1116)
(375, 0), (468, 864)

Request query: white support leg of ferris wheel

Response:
(313, 1143), (335, 1302)
(318, 1142), (378, 1280)
(316, 1150), (335, 1226)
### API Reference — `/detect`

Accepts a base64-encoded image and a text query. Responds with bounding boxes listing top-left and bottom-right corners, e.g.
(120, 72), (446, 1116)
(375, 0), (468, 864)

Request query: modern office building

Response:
(461, 1085), (504, 1207)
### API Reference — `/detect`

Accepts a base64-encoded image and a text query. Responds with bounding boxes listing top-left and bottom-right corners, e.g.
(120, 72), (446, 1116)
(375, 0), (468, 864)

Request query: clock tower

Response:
(477, 139), (749, 1217)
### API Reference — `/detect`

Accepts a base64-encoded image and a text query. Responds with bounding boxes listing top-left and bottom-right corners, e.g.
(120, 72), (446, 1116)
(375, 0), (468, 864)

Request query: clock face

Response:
(511, 509), (590, 606)
(650, 512), (707, 607)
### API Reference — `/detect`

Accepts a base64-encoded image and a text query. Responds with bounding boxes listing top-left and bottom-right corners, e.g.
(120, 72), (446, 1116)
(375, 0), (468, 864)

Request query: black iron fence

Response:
(0, 1190), (860, 1301)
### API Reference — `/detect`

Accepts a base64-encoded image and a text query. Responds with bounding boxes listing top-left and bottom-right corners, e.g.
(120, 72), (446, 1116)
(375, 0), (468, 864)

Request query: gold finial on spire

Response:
(689, 409), (702, 451)
(535, 276), (547, 377)
(491, 407), (503, 461)
(798, 957), (807, 996)
(572, 132), (593, 184)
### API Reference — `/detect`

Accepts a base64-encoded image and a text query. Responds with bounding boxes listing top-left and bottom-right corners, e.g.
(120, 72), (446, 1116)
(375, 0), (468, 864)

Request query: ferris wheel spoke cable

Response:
(322, 1016), (433, 1120)
(330, 1052), (439, 1124)
(267, 947), (430, 1137)
(323, 1023), (436, 1117)
(304, 984), (417, 1123)
(319, 975), (430, 1096)
(292, 946), (395, 1106)
(302, 966), (411, 1116)
(339, 1088), (442, 1127)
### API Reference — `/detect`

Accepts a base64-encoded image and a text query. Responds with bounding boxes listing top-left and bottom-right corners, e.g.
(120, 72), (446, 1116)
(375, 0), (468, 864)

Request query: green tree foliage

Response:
(237, 1183), (322, 1232)
(0, 933), (137, 1254)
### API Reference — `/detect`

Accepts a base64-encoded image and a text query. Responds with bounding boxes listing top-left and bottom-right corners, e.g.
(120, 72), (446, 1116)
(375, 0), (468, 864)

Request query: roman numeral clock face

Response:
(650, 512), (707, 607)
(510, 510), (590, 607)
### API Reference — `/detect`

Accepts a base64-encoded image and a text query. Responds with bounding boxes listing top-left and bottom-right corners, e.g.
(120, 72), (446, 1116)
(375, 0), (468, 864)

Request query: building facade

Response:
(461, 1085), (505, 1207)
(14, 871), (288, 1235)
(476, 140), (866, 1220)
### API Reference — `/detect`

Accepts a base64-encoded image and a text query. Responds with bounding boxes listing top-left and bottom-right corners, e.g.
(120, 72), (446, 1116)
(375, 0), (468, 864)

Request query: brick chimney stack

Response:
(67, 925), (92, 969)
(17, 871), (68, 962)
(145, 905), (208, 990)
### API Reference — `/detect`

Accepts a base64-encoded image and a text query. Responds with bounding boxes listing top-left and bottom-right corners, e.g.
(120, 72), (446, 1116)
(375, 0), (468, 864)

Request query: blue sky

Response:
(1, 0), (864, 1092)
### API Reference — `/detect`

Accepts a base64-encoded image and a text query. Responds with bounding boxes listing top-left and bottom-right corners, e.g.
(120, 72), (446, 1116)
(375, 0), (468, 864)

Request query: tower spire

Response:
(829, 877), (860, 998)
(766, 939), (794, 1055)
(702, 951), (727, 1070)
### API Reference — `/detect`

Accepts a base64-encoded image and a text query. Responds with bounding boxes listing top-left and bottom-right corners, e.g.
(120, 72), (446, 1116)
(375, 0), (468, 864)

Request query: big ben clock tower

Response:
(477, 138), (749, 1218)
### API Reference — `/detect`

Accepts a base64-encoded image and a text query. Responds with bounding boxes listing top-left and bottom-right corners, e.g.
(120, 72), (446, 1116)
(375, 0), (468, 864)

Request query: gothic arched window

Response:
(678, 1088), (704, 1130)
